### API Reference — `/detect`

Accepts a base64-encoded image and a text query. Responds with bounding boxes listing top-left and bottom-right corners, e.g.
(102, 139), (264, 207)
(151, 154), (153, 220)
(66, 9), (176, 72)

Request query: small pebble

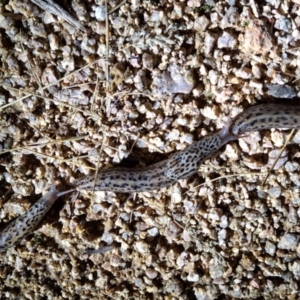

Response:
(266, 84), (297, 98)
(194, 16), (210, 31)
(217, 31), (237, 49)
(236, 67), (252, 79)
(268, 150), (288, 170)
(265, 241), (276, 256)
(274, 17), (292, 33)
(95, 6), (106, 21)
(278, 234), (299, 250)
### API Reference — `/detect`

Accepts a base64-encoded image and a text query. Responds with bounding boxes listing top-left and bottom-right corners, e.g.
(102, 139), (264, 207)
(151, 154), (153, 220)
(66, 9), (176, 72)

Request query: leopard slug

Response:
(3, 102), (300, 252)
(74, 120), (237, 193)
(0, 170), (75, 252)
(231, 103), (300, 135)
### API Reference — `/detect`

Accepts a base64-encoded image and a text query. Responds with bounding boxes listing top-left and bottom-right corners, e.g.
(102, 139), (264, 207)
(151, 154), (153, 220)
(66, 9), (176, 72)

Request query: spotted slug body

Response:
(0, 172), (74, 252)
(75, 122), (237, 193)
(232, 104), (300, 136)
(165, 129), (236, 181)
(74, 160), (176, 193)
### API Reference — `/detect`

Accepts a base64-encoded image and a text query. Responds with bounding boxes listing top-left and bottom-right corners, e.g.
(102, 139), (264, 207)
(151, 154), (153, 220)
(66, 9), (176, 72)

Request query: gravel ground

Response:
(1, 0), (300, 299)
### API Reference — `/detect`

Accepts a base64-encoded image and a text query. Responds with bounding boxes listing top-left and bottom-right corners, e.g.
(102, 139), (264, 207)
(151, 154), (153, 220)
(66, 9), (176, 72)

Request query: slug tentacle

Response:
(57, 189), (76, 197)
(50, 167), (58, 195)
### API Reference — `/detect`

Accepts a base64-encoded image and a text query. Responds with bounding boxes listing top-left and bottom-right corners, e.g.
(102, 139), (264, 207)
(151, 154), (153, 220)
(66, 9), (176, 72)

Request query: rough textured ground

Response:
(1, 0), (300, 299)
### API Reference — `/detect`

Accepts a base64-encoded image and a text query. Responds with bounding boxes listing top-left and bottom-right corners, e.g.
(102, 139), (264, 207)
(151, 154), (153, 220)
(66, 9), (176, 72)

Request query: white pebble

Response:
(187, 273), (199, 282)
(252, 64), (262, 79)
(194, 16), (210, 31)
(147, 227), (159, 237)
(217, 31), (237, 49)
(208, 70), (219, 85)
(249, 80), (263, 89)
(95, 6), (106, 21)
(278, 233), (298, 250)
(270, 131), (285, 147)
(218, 228), (227, 241)
(204, 33), (216, 55)
(274, 16), (292, 33)
(180, 133), (193, 144)
(168, 129), (180, 141)
(236, 67), (252, 79)
(268, 150), (288, 170)
(290, 261), (300, 277)
(265, 241), (276, 256)
(135, 241), (150, 254)
(268, 186), (282, 198)
(146, 268), (158, 279)
(293, 131), (300, 144)
(201, 105), (219, 120)
(285, 161), (299, 172)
